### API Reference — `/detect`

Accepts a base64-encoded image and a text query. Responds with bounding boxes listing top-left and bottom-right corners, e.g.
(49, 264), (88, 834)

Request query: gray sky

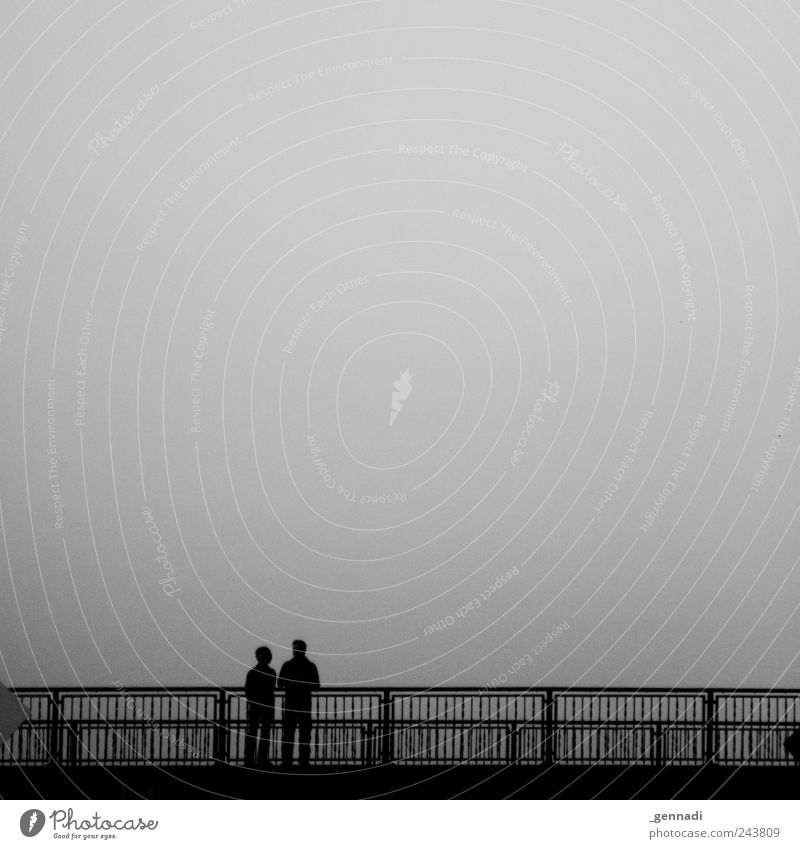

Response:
(1, 0), (800, 690)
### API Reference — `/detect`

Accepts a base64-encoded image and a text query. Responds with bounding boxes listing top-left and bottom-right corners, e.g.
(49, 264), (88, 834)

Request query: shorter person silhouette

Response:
(244, 646), (276, 767)
(279, 640), (320, 767)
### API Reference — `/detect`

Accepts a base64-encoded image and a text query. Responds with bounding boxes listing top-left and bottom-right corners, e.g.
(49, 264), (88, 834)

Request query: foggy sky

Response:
(1, 0), (800, 690)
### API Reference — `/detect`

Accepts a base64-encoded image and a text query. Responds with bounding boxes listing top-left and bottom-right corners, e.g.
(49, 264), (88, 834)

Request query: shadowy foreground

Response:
(1, 765), (797, 799)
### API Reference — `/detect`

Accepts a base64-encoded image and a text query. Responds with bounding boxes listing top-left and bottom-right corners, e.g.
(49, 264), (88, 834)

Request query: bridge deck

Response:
(2, 764), (797, 799)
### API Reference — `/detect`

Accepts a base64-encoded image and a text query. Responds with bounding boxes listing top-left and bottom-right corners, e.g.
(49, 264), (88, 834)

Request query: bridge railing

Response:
(2, 687), (798, 768)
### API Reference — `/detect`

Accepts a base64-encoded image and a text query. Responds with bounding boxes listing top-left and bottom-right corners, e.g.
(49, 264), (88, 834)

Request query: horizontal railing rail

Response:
(1, 687), (798, 768)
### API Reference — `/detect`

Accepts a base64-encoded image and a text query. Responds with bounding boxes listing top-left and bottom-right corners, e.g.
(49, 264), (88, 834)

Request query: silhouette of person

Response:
(244, 646), (276, 767)
(279, 640), (320, 767)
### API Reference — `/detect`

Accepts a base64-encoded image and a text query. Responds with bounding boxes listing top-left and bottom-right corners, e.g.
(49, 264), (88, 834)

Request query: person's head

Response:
(292, 639), (307, 659)
(255, 646), (272, 665)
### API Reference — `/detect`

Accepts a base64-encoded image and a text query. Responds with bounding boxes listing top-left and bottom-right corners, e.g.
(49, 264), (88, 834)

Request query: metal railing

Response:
(1, 687), (798, 768)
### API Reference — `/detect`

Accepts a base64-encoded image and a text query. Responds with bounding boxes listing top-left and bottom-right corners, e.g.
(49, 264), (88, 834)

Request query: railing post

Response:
(362, 723), (374, 767)
(704, 690), (716, 765)
(380, 690), (394, 765)
(214, 688), (228, 765)
(66, 721), (80, 766)
(507, 723), (518, 764)
(48, 690), (61, 764)
(543, 689), (555, 765)
(652, 723), (664, 768)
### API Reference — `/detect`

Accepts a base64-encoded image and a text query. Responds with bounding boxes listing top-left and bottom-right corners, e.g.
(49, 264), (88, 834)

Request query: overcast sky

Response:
(1, 0), (800, 690)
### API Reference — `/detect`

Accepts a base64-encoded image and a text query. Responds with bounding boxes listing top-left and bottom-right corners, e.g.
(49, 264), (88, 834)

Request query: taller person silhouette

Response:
(279, 640), (320, 767)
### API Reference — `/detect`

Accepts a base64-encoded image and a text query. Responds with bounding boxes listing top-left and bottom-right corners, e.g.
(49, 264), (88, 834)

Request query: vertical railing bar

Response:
(380, 689), (392, 764)
(704, 689), (716, 765)
(49, 689), (60, 764)
(544, 689), (554, 766)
